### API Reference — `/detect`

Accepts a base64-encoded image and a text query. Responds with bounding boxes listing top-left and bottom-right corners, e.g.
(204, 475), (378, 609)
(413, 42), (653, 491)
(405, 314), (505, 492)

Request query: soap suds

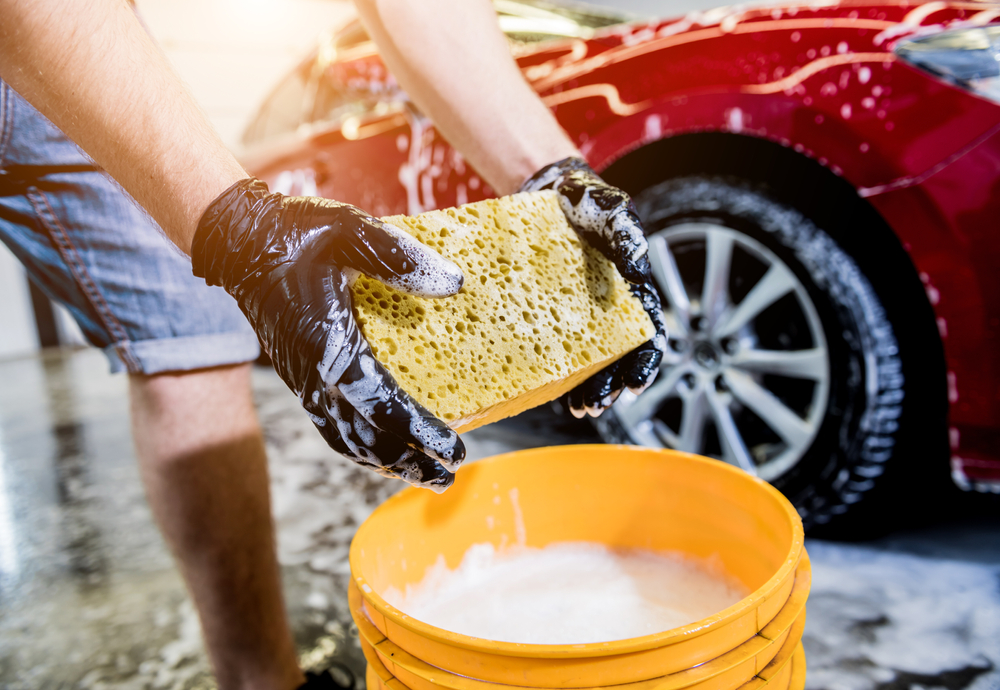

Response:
(381, 542), (747, 644)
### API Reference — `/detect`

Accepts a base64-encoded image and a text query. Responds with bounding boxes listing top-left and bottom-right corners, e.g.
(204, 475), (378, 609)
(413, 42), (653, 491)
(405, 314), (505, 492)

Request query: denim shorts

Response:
(0, 81), (259, 374)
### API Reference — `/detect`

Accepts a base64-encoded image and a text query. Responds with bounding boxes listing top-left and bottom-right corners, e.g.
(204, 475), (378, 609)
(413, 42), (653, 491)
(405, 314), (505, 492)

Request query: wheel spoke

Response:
(702, 230), (734, 327)
(659, 312), (688, 366)
(715, 263), (796, 337)
(615, 365), (687, 430)
(730, 348), (828, 382)
(648, 235), (691, 330)
(650, 423), (679, 449)
(724, 369), (814, 448)
(676, 389), (708, 452)
(707, 391), (756, 474)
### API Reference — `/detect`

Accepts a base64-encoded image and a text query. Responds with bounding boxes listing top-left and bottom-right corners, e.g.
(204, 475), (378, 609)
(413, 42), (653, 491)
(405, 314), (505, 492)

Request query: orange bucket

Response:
(349, 446), (807, 688)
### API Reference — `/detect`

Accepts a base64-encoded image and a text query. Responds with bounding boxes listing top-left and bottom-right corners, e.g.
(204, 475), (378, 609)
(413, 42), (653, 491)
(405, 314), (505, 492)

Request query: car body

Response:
(241, 0), (1000, 523)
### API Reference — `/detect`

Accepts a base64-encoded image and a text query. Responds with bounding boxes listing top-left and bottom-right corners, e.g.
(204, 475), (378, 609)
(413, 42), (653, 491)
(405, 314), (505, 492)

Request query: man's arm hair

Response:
(352, 0), (579, 195)
(0, 0), (247, 254)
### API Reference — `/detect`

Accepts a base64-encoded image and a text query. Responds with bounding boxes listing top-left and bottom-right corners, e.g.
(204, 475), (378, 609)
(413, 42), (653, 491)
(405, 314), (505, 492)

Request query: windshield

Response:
(332, 0), (629, 49)
(498, 0), (630, 42)
(243, 0), (629, 146)
(497, 0), (630, 30)
(500, 0), (629, 27)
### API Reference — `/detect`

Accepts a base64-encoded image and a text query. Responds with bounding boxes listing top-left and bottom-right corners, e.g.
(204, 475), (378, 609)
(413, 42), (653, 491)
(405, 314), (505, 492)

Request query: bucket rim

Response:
(349, 444), (804, 658)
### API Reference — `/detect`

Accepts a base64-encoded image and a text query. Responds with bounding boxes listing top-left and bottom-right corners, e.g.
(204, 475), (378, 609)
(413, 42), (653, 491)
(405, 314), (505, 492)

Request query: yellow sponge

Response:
(351, 191), (654, 433)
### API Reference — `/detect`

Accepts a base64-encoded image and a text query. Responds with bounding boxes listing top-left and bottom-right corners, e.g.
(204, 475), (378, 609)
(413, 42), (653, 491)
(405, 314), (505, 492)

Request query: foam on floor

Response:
(381, 542), (748, 644)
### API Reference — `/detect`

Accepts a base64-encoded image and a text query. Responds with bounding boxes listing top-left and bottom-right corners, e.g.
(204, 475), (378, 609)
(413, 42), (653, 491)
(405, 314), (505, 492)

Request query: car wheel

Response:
(593, 176), (909, 530)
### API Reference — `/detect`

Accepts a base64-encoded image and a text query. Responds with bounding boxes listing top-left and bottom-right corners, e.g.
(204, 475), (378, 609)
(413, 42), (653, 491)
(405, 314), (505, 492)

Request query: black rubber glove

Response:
(521, 157), (667, 418)
(192, 178), (466, 492)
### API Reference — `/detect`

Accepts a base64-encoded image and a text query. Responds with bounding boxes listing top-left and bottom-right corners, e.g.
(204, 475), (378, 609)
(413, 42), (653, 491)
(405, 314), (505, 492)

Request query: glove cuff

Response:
(191, 177), (270, 286)
(519, 156), (593, 193)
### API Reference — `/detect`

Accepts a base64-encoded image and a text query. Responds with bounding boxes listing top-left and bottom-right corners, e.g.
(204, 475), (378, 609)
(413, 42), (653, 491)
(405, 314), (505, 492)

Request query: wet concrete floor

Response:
(0, 348), (997, 690)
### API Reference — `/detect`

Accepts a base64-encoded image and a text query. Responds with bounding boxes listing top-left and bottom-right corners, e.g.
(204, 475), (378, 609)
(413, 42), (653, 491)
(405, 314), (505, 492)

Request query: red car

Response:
(241, 0), (1000, 529)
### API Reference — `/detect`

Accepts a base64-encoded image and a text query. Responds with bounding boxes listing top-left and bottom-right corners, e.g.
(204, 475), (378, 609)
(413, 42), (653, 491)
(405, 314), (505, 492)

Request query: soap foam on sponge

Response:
(382, 542), (748, 645)
(352, 191), (655, 433)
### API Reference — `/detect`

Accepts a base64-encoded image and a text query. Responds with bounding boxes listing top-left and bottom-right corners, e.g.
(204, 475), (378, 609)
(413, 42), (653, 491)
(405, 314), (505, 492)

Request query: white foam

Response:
(381, 542), (747, 644)
(376, 220), (464, 299)
(336, 353), (461, 468)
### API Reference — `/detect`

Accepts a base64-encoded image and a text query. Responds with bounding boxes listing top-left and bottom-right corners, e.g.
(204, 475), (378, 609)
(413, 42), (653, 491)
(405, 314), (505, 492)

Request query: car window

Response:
(324, 1), (628, 54)
(495, 0), (628, 36)
(311, 72), (379, 129)
(304, 5), (615, 129)
(499, 15), (592, 44)
(245, 63), (311, 145)
(334, 21), (371, 50)
(244, 0), (629, 146)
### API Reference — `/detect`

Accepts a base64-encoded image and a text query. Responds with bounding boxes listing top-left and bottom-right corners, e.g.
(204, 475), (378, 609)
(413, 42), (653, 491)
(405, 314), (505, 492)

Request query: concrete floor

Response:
(0, 348), (998, 690)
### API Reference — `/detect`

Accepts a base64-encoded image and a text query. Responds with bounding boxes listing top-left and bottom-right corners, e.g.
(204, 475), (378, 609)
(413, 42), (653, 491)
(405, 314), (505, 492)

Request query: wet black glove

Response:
(192, 178), (466, 491)
(521, 157), (667, 417)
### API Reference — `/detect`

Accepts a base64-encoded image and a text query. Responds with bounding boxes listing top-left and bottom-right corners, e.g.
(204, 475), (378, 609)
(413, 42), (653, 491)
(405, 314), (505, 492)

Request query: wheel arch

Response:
(599, 132), (882, 248)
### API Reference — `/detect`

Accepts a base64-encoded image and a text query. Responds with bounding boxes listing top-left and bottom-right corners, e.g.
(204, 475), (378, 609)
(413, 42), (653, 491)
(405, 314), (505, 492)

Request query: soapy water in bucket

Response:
(381, 542), (749, 644)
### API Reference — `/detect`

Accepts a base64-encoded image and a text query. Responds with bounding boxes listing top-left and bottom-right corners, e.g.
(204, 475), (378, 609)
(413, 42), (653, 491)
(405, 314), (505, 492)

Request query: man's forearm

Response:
(0, 0), (246, 254)
(353, 0), (579, 195)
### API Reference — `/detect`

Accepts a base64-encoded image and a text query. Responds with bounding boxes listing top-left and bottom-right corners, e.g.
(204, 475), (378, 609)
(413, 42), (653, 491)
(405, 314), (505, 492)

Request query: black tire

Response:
(594, 175), (937, 533)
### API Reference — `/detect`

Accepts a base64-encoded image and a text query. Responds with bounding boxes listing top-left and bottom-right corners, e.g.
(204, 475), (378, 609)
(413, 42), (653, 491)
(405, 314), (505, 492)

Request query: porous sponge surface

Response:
(352, 191), (654, 432)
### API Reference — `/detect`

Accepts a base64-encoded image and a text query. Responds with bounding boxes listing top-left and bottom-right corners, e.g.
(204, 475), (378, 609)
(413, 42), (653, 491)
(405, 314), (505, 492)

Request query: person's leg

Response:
(1, 81), (304, 690)
(130, 363), (303, 690)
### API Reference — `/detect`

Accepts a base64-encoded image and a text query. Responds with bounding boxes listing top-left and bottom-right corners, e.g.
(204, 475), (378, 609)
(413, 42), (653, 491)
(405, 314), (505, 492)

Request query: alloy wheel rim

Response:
(613, 223), (830, 481)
